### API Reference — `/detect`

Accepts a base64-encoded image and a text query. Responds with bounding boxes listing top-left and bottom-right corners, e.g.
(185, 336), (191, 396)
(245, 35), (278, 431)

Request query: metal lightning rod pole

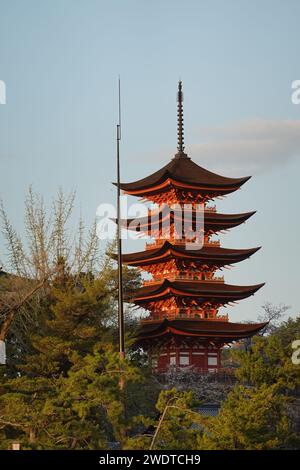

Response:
(116, 77), (125, 360)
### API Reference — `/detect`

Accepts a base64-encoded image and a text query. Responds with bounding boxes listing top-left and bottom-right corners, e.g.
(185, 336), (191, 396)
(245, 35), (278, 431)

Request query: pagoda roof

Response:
(133, 279), (264, 305)
(116, 241), (261, 267)
(133, 318), (267, 343)
(114, 155), (251, 197)
(118, 210), (256, 234)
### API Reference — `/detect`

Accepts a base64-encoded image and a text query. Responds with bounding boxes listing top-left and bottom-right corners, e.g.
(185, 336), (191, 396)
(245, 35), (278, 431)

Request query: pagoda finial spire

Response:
(175, 80), (189, 159)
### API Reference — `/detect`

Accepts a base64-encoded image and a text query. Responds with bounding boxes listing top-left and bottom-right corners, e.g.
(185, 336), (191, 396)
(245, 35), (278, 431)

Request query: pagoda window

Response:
(179, 354), (189, 366)
(170, 354), (176, 366)
(207, 356), (218, 366)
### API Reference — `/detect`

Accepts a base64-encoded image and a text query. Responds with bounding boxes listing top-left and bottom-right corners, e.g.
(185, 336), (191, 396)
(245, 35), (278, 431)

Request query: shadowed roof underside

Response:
(134, 318), (267, 343)
(114, 156), (250, 194)
(118, 210), (256, 233)
(133, 279), (265, 304)
(115, 242), (261, 267)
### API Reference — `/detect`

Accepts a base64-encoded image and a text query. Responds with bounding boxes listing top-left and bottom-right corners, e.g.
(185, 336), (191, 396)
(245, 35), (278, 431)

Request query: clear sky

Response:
(0, 0), (300, 322)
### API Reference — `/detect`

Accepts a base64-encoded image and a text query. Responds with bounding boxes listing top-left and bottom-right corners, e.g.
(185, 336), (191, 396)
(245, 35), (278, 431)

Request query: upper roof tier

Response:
(118, 209), (256, 235)
(114, 241), (260, 268)
(133, 279), (265, 306)
(114, 155), (251, 201)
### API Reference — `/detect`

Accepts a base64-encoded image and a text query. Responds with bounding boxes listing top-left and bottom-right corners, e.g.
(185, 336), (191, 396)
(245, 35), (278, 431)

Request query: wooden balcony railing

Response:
(143, 275), (224, 286)
(141, 313), (229, 322)
(145, 238), (220, 250)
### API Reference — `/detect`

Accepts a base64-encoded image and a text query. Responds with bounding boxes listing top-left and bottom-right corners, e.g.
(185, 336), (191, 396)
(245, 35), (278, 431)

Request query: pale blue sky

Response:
(0, 0), (300, 321)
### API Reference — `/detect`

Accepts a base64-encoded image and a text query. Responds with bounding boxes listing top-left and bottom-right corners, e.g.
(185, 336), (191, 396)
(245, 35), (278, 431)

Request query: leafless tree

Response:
(0, 187), (100, 348)
(258, 302), (290, 335)
(0, 187), (99, 279)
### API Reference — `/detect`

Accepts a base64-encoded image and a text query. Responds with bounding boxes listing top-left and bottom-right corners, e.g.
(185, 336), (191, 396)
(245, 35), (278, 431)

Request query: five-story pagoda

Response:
(115, 82), (266, 373)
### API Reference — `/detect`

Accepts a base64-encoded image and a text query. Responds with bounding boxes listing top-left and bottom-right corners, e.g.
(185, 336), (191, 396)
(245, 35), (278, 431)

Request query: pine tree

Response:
(0, 273), (144, 449)
(234, 316), (300, 392)
(125, 388), (206, 450)
(196, 317), (300, 450)
(197, 384), (296, 450)
(0, 343), (143, 449)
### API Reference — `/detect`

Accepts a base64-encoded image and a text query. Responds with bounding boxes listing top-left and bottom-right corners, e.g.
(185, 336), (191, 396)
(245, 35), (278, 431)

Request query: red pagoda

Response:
(116, 82), (266, 373)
